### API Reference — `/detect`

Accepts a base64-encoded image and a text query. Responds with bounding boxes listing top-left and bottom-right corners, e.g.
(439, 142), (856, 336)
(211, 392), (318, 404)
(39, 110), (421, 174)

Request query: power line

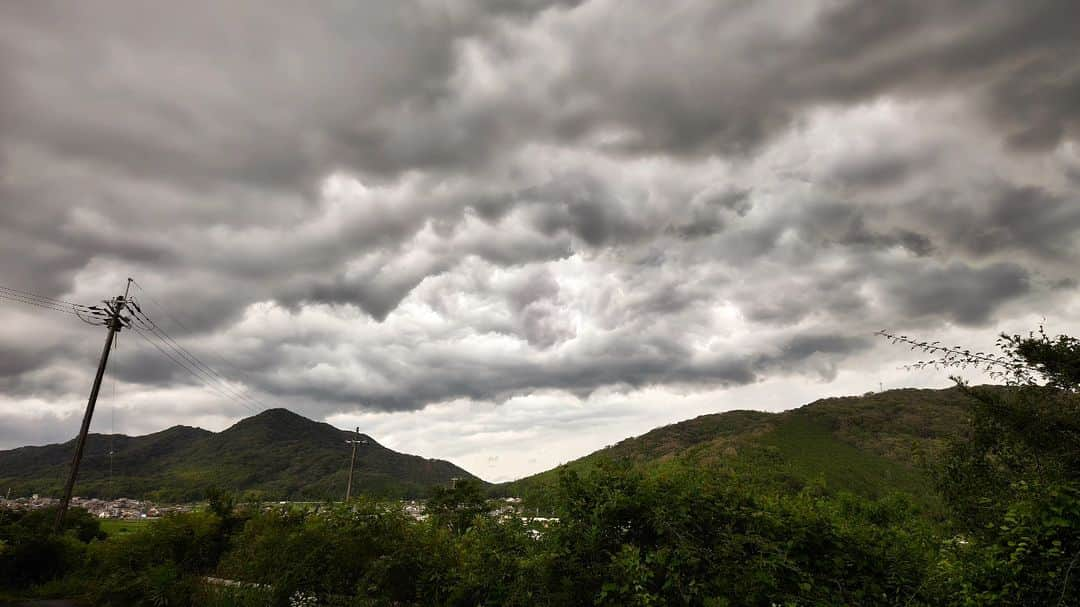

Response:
(129, 280), (199, 335)
(130, 280), (275, 383)
(0, 284), (95, 311)
(129, 325), (261, 416)
(1, 276), (274, 423)
(127, 308), (269, 414)
(129, 280), (291, 410)
(127, 306), (253, 399)
(128, 320), (259, 415)
(0, 280), (272, 414)
(0, 284), (122, 329)
(0, 291), (83, 316)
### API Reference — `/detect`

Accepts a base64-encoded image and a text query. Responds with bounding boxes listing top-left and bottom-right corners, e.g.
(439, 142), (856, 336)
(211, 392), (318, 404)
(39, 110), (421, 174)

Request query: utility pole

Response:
(344, 427), (368, 501)
(54, 279), (132, 531)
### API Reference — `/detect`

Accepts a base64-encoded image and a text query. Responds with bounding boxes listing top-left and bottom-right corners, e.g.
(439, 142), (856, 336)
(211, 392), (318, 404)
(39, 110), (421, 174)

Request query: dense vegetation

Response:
(501, 386), (974, 510)
(0, 408), (478, 501)
(1, 327), (1077, 605)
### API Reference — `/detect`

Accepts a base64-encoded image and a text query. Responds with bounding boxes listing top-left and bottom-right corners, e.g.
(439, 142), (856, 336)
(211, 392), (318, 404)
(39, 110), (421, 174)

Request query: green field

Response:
(99, 518), (153, 536)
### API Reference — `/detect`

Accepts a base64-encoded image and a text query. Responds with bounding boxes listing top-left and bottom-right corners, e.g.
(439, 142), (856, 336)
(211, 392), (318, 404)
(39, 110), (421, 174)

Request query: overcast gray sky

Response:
(2, 0), (1079, 481)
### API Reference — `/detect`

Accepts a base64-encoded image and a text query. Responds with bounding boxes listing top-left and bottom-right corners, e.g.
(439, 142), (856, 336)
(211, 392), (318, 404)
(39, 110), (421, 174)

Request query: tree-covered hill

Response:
(502, 386), (976, 505)
(3, 387), (980, 504)
(0, 408), (481, 501)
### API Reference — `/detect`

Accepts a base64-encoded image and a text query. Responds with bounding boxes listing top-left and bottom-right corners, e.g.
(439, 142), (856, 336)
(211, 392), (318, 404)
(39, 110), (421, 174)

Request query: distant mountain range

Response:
(0, 408), (480, 502)
(500, 387), (977, 506)
(2, 387), (979, 504)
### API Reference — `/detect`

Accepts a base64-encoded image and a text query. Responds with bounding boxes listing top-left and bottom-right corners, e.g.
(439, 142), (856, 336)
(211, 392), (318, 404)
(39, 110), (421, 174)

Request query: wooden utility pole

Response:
(54, 279), (131, 530)
(345, 427), (367, 501)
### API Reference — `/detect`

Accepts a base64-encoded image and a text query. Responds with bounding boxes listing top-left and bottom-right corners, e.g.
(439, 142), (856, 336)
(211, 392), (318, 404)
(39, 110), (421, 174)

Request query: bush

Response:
(85, 511), (227, 606)
(935, 483), (1080, 606)
(0, 507), (101, 589)
(219, 501), (452, 606)
(546, 461), (939, 606)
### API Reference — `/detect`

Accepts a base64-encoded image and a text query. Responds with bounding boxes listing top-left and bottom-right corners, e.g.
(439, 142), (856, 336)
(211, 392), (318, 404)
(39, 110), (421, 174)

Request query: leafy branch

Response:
(875, 330), (1036, 385)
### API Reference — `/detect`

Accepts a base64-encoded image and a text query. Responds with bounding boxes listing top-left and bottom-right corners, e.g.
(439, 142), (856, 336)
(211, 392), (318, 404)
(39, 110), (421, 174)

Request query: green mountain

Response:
(503, 387), (975, 505)
(4, 388), (979, 504)
(0, 408), (481, 502)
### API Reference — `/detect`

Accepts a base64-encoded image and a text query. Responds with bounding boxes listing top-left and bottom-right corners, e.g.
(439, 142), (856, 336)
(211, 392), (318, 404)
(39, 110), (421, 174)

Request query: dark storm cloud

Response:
(4, 0), (1072, 228)
(797, 0), (1080, 151)
(827, 152), (932, 190)
(670, 188), (752, 239)
(883, 262), (1032, 327)
(503, 268), (570, 348)
(252, 327), (869, 414)
(473, 0), (1080, 159)
(733, 274), (870, 327)
(913, 185), (1080, 261)
(0, 0), (1078, 441)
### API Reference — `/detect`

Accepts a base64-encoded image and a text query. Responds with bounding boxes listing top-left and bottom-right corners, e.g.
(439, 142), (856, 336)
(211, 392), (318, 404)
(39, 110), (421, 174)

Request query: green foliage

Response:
(85, 510), (229, 606)
(218, 500), (440, 605)
(204, 462), (942, 607)
(547, 461), (938, 606)
(749, 414), (932, 499)
(0, 507), (102, 589)
(504, 387), (973, 511)
(0, 409), (481, 501)
(1010, 330), (1080, 389)
(887, 326), (1080, 604)
(99, 518), (152, 537)
(932, 483), (1080, 606)
(449, 516), (553, 606)
(427, 478), (493, 535)
(2, 328), (1076, 605)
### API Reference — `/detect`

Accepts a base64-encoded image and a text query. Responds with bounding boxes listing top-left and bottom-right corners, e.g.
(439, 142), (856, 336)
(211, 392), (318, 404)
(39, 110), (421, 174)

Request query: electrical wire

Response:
(129, 280), (289, 410)
(130, 322), (259, 415)
(0, 279), (274, 417)
(129, 325), (261, 416)
(0, 285), (95, 311)
(129, 278), (278, 382)
(128, 308), (269, 414)
(0, 284), (117, 329)
(0, 291), (84, 316)
(129, 280), (278, 389)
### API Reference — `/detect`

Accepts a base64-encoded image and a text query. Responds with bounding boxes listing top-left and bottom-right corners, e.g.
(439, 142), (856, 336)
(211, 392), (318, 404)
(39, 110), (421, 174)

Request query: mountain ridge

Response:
(0, 409), (479, 501)
(4, 387), (983, 503)
(501, 386), (978, 504)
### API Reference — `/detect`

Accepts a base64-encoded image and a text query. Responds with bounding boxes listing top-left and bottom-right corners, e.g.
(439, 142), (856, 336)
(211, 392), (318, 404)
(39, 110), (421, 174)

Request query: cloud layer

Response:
(1, 0), (1078, 479)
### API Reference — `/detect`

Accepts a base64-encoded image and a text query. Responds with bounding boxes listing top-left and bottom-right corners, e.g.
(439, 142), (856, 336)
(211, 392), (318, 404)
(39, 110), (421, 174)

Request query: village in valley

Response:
(0, 494), (192, 520)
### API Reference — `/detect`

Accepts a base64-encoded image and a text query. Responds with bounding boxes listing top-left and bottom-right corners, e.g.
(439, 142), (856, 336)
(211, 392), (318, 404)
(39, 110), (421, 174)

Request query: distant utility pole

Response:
(54, 279), (132, 530)
(344, 427), (368, 501)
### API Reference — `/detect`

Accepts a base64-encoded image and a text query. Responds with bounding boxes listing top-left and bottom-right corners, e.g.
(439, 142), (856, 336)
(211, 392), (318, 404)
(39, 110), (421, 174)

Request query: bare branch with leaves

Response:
(875, 330), (1036, 385)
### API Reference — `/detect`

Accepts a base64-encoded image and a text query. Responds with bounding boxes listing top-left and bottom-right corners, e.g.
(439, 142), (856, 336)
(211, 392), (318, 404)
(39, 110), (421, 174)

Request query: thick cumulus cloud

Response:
(1, 0), (1079, 476)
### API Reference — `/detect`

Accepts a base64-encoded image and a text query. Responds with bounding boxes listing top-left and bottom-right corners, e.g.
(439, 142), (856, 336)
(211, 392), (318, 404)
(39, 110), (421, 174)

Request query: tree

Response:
(882, 327), (1080, 604)
(426, 478), (492, 534)
(881, 328), (1080, 518)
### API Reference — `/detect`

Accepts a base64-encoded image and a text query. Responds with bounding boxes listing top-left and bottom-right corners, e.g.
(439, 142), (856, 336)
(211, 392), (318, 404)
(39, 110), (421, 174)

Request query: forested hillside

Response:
(0, 408), (480, 501)
(503, 387), (975, 505)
